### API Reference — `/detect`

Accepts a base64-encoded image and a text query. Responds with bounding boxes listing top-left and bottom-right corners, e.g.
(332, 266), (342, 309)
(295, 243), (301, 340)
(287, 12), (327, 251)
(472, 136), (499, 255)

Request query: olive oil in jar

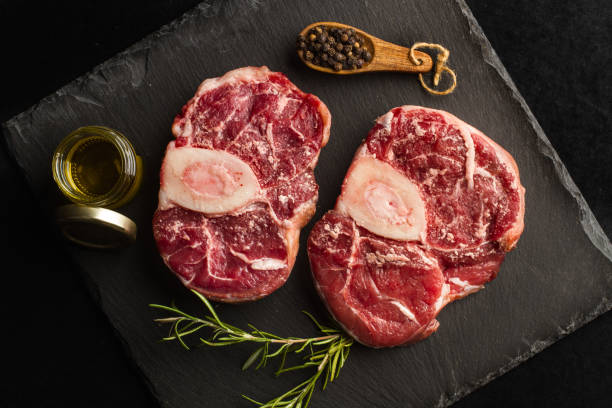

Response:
(52, 126), (142, 208)
(68, 137), (122, 197)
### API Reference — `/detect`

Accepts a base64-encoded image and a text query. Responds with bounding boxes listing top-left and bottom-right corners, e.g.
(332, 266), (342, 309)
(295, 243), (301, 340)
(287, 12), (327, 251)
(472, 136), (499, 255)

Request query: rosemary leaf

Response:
(190, 290), (226, 329)
(330, 350), (340, 381)
(242, 347), (264, 371)
(241, 395), (263, 406)
(275, 346), (289, 376)
(295, 339), (312, 353)
(255, 342), (269, 370)
(311, 337), (335, 346)
(173, 318), (190, 350)
(267, 343), (288, 359)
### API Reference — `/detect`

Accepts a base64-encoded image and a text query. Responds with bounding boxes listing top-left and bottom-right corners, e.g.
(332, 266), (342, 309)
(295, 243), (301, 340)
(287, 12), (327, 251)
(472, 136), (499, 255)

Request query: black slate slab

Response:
(3, 0), (611, 407)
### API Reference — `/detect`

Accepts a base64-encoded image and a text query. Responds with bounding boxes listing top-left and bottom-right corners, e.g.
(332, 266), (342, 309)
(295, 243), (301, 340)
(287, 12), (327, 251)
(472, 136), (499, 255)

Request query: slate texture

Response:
(3, 1), (611, 407)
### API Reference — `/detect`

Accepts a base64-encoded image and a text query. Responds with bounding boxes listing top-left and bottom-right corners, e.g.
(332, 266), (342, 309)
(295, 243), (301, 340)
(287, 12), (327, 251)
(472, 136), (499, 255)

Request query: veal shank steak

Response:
(308, 106), (525, 347)
(154, 66), (331, 302)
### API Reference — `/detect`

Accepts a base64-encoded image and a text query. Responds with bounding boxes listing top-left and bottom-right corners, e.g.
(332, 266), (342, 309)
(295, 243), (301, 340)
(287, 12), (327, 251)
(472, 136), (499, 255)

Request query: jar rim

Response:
(52, 126), (139, 208)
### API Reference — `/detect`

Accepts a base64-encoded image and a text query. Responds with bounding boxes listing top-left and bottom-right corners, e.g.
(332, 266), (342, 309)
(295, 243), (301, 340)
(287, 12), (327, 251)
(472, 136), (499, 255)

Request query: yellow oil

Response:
(67, 137), (122, 197)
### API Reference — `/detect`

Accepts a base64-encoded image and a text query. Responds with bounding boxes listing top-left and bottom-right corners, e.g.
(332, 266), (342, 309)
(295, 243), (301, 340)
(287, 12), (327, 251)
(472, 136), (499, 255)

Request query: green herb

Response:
(150, 290), (353, 408)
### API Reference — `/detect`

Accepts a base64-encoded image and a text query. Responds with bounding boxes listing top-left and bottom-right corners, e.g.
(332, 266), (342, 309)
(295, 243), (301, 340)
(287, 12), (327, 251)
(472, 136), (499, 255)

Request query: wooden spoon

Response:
(297, 22), (433, 75)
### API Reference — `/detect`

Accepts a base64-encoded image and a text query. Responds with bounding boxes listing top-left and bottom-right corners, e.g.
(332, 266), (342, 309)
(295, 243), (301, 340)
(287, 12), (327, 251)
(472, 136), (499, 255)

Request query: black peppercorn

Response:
(296, 24), (375, 71)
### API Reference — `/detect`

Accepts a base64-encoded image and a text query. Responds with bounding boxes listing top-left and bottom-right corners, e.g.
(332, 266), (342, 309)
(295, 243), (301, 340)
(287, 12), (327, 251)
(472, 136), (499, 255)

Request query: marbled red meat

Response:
(154, 66), (330, 302)
(308, 106), (525, 347)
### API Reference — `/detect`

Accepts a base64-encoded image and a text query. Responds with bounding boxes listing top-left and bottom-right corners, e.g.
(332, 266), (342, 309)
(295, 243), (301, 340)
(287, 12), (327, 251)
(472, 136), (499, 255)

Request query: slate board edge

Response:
(1, 1), (611, 407)
(437, 296), (611, 407)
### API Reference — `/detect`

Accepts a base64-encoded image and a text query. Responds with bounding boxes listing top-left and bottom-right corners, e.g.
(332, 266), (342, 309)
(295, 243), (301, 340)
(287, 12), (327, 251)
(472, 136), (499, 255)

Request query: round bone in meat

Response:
(158, 143), (261, 214)
(336, 154), (426, 241)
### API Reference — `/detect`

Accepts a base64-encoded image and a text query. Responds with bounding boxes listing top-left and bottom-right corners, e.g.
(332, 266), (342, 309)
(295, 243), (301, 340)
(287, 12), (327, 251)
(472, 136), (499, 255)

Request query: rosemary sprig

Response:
(150, 290), (353, 408)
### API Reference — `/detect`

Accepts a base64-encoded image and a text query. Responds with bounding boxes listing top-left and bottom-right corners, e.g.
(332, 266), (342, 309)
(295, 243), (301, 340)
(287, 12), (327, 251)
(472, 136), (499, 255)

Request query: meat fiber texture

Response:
(153, 67), (331, 302)
(308, 106), (525, 347)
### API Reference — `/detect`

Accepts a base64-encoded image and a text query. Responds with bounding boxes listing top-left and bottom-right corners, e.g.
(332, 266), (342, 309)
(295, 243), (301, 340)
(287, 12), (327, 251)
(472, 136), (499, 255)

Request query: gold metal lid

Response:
(55, 205), (137, 249)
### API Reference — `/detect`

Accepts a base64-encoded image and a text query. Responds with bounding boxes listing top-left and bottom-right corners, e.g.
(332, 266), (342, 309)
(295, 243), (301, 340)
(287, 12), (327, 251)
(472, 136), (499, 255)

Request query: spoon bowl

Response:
(298, 22), (433, 75)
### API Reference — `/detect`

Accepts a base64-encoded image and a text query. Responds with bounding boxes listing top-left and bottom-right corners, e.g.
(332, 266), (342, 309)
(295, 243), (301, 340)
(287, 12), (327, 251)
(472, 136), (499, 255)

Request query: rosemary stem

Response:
(268, 334), (338, 344)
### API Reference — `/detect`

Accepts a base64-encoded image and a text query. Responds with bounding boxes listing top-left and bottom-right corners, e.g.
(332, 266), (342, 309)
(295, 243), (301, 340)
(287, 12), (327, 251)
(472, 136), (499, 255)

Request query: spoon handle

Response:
(367, 37), (433, 73)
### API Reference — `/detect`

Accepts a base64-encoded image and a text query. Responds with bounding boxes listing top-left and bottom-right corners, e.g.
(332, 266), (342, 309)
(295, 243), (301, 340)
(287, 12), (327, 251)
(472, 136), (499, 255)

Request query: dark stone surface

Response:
(1, 0), (610, 407)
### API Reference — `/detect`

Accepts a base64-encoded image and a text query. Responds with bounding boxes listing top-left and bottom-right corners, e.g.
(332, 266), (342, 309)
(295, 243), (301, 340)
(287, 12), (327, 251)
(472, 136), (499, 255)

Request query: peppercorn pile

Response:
(297, 25), (373, 71)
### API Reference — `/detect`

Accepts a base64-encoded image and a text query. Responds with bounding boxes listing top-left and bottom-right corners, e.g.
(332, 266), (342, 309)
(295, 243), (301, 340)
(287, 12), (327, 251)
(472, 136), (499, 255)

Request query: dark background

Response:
(1, 0), (610, 407)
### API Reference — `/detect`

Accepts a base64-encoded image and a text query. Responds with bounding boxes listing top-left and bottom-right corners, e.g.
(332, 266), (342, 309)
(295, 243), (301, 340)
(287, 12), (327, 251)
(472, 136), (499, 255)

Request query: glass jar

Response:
(52, 126), (142, 209)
